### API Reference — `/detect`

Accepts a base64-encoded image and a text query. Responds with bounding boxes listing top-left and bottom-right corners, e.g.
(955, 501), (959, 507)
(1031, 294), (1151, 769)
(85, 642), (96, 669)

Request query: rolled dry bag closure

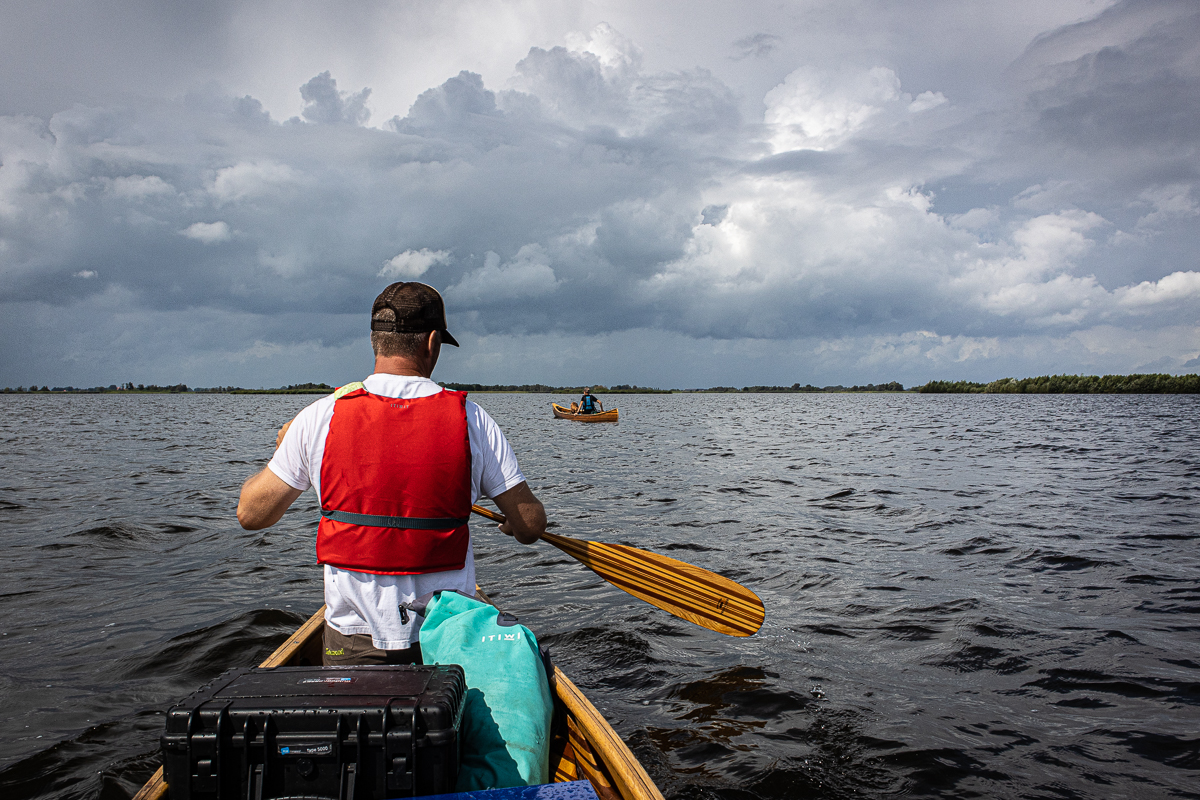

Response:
(401, 590), (554, 792)
(320, 509), (470, 529)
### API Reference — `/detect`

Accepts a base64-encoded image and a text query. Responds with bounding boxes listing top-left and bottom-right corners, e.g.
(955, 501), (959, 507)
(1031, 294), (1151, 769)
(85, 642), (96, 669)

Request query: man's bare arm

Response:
(237, 468), (303, 530)
(491, 481), (546, 544)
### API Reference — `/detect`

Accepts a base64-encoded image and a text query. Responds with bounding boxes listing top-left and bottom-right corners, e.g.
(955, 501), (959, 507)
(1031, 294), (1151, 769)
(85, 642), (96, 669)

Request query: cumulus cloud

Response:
(763, 65), (953, 153)
(908, 91), (948, 113)
(210, 162), (302, 203)
(399, 70), (500, 130)
(1134, 185), (1199, 233)
(300, 71), (371, 126)
(509, 23), (738, 138)
(1117, 271), (1200, 308)
(181, 221), (232, 244)
(565, 22), (642, 72)
(380, 248), (451, 279)
(446, 248), (560, 305)
(1, 3), (1199, 388)
(108, 175), (174, 199)
(764, 66), (903, 151)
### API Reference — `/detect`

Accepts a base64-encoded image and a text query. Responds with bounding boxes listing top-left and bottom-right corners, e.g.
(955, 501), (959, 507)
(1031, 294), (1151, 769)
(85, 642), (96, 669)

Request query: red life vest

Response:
(316, 387), (472, 575)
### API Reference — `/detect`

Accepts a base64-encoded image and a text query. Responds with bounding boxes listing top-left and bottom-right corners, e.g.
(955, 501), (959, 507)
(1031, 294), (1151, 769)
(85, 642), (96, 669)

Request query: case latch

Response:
(384, 699), (417, 791)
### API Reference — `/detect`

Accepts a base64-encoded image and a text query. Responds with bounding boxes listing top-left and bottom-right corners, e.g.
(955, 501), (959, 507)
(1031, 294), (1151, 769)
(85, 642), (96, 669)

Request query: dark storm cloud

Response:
(966, 0), (1200, 290)
(1, 5), (1199, 387)
(1014, 0), (1200, 159)
(0, 42), (733, 359)
(0, 0), (240, 116)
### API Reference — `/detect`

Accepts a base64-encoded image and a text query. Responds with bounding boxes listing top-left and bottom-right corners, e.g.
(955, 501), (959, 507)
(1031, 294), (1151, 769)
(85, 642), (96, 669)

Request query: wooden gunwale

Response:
(131, 602), (662, 800)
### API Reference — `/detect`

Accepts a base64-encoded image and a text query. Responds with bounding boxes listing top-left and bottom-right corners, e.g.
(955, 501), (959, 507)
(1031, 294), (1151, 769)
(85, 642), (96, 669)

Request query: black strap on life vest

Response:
(320, 508), (469, 529)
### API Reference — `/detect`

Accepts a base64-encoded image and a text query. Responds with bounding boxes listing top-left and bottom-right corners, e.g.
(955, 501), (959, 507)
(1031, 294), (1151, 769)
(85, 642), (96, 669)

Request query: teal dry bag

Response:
(404, 591), (553, 791)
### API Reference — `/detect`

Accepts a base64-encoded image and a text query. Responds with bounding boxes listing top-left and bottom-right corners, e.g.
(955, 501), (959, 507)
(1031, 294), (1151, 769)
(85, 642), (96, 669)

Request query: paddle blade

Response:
(471, 504), (764, 636)
(541, 531), (765, 637)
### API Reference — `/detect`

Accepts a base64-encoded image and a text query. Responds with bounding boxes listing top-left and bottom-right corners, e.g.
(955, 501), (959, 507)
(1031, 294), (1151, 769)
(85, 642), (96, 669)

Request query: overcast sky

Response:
(2, 0), (1198, 389)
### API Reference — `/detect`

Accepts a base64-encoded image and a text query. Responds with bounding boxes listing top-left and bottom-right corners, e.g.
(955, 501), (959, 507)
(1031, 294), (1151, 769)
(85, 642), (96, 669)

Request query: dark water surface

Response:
(1, 393), (1198, 799)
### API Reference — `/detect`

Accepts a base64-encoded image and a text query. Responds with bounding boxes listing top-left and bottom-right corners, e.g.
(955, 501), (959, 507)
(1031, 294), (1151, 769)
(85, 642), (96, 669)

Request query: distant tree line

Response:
(1, 382), (333, 394)
(723, 382), (906, 393)
(0, 380), (905, 394)
(3, 383), (190, 393)
(207, 383), (335, 394)
(10, 374), (1195, 396)
(915, 373), (1200, 394)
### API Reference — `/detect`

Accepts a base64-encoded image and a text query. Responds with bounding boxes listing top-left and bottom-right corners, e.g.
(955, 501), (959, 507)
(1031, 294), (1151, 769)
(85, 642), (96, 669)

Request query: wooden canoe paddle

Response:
(471, 504), (765, 637)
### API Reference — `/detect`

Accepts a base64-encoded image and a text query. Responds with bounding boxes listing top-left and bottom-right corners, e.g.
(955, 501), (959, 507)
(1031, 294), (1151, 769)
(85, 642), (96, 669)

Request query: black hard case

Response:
(162, 665), (465, 800)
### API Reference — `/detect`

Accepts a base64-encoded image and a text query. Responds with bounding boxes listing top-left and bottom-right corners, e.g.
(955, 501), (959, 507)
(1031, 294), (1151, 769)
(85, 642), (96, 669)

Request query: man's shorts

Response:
(322, 622), (422, 666)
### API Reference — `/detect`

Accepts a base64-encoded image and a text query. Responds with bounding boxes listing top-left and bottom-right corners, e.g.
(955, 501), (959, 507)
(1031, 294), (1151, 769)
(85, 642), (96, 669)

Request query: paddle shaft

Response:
(470, 504), (764, 636)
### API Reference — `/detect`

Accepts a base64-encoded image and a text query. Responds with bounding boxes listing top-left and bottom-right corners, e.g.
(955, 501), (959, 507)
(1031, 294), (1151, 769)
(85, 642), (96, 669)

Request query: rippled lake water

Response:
(0, 392), (1197, 799)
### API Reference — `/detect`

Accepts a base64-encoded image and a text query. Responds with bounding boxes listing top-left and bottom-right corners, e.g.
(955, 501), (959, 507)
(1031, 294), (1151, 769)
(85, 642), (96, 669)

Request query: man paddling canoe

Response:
(576, 387), (604, 414)
(236, 281), (546, 666)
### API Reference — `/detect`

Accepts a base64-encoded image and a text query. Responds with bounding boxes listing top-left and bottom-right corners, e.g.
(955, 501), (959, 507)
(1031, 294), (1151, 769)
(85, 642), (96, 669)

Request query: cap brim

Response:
(441, 330), (460, 347)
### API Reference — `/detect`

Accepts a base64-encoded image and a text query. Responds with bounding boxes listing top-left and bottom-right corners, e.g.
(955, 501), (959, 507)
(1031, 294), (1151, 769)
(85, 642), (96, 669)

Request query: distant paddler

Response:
(235, 281), (547, 666)
(574, 386), (605, 415)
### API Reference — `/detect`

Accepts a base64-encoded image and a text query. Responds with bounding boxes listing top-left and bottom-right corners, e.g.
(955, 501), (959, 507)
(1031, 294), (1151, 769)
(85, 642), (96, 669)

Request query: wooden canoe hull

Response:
(132, 601), (662, 800)
(553, 403), (619, 423)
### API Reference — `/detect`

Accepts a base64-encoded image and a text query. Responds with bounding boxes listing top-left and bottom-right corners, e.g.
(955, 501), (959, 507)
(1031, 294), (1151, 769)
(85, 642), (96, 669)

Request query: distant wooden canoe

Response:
(553, 403), (619, 423)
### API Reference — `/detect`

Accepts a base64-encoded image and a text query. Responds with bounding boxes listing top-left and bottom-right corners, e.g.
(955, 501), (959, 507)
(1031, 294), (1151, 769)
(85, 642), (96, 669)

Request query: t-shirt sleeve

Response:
(467, 401), (526, 499)
(267, 398), (328, 492)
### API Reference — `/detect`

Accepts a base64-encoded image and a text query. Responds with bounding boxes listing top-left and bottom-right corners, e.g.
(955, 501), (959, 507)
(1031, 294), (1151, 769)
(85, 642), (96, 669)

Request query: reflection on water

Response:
(1, 392), (1198, 799)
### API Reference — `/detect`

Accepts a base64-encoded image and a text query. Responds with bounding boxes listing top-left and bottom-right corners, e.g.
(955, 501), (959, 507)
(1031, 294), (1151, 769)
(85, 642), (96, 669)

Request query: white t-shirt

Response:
(268, 374), (525, 649)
